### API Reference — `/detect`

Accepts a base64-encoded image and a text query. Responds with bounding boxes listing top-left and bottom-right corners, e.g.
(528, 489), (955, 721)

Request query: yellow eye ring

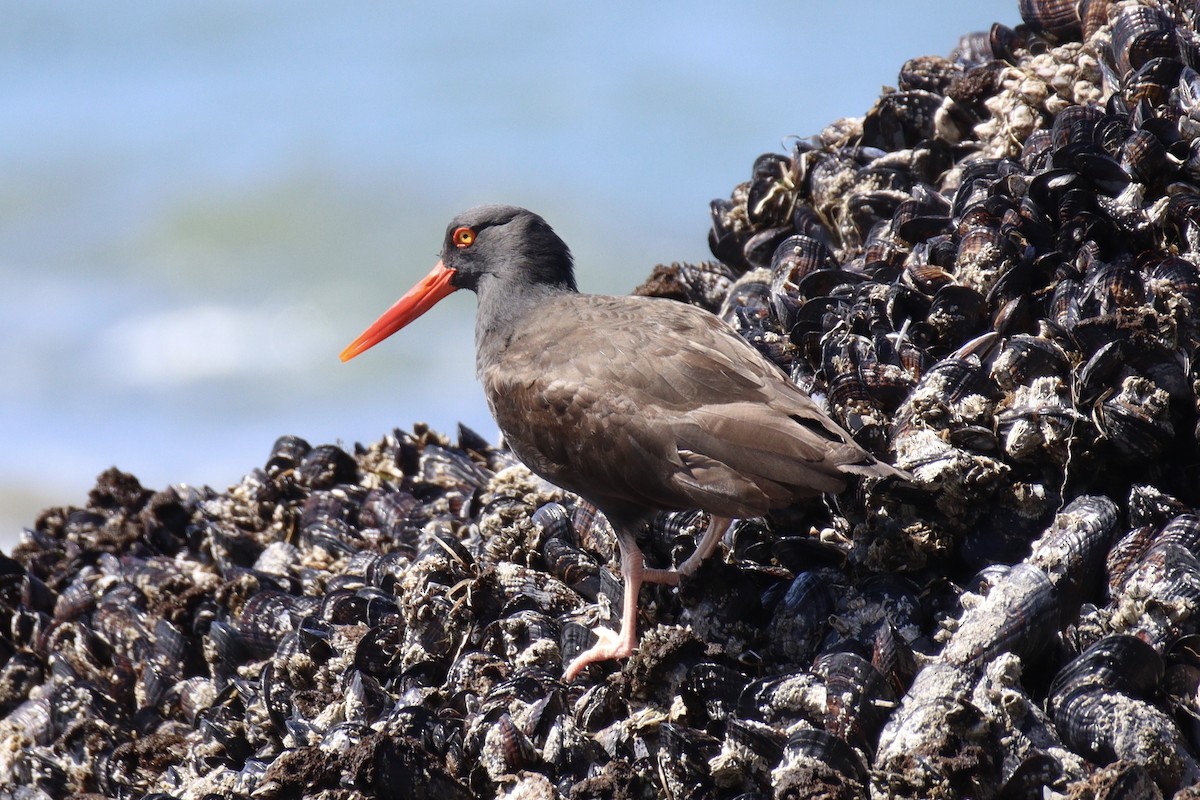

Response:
(453, 226), (476, 248)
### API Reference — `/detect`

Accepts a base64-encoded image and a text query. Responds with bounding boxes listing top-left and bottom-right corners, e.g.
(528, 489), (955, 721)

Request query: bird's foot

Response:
(563, 626), (634, 681)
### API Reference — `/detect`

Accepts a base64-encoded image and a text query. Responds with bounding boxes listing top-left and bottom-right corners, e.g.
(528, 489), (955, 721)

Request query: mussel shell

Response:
(352, 623), (405, 681)
(1048, 634), (1164, 711)
(1018, 0), (1080, 39)
(989, 333), (1070, 389)
(940, 562), (1060, 668)
(359, 489), (420, 538)
(265, 434), (312, 475)
(1051, 685), (1140, 765)
(1110, 4), (1175, 75)
(679, 661), (751, 724)
(894, 193), (953, 244)
(926, 284), (989, 346)
(656, 722), (722, 796)
(743, 227), (795, 271)
(897, 55), (962, 94)
(719, 268), (774, 328)
(1147, 255), (1200, 309)
(770, 234), (836, 306)
(1122, 128), (1173, 187)
(708, 196), (748, 270)
(765, 571), (836, 664)
(814, 650), (895, 754)
(783, 727), (870, 787)
(1096, 384), (1174, 462)
(1028, 495), (1120, 622)
(296, 444), (358, 489)
(794, 267), (867, 301)
(746, 155), (796, 229)
(861, 90), (942, 151)
(999, 752), (1069, 799)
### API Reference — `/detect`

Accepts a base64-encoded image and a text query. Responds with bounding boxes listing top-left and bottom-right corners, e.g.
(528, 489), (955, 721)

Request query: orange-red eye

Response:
(453, 226), (475, 248)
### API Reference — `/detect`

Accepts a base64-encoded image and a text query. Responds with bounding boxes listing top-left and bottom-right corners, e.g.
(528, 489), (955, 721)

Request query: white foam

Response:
(97, 302), (332, 387)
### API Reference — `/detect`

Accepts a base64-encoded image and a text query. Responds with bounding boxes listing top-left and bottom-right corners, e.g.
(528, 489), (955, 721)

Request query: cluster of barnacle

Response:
(9, 0), (1200, 797)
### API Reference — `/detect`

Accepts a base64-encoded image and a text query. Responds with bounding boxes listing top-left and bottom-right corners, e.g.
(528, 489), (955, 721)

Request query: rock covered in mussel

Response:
(11, 0), (1200, 797)
(700, 7), (1200, 573)
(12, 454), (1200, 798)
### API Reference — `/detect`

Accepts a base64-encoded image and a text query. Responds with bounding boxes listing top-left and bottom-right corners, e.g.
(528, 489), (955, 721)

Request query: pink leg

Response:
(561, 515), (734, 680)
(564, 539), (650, 680)
(674, 514), (733, 577)
(638, 514), (734, 586)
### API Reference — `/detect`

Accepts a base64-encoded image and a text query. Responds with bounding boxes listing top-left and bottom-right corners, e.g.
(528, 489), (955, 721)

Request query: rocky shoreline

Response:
(8, 0), (1200, 797)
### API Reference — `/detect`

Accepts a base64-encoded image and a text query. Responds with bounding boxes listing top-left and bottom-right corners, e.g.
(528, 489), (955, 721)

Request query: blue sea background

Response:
(1, 2), (1017, 549)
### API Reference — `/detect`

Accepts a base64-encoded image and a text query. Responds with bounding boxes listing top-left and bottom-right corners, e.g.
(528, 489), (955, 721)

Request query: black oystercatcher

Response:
(341, 205), (906, 678)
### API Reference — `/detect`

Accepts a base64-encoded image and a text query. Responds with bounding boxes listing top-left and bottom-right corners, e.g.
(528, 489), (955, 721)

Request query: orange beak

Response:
(340, 260), (458, 362)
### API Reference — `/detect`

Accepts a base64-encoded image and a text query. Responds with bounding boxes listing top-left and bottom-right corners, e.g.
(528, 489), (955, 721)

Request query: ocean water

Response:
(0, 1), (1017, 548)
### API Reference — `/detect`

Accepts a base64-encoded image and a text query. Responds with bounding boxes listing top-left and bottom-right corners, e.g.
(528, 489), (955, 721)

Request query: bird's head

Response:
(439, 205), (576, 293)
(340, 205), (576, 362)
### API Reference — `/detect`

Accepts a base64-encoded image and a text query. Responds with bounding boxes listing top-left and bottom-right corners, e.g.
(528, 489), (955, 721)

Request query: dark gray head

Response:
(339, 205), (578, 363)
(439, 205), (578, 294)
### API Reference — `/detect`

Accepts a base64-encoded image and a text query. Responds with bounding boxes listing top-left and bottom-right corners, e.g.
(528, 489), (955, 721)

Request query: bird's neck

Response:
(474, 274), (576, 378)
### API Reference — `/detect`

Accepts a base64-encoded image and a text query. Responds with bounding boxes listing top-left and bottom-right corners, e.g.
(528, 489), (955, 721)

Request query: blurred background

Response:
(1, 1), (1017, 549)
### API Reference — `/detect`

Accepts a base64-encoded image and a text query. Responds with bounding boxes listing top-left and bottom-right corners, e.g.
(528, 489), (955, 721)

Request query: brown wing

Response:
(482, 294), (893, 519)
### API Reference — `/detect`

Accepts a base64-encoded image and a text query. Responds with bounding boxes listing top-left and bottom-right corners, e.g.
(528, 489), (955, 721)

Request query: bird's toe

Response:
(563, 626), (634, 680)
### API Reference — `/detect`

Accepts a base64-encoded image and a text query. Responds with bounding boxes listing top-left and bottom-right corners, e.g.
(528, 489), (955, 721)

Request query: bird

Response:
(340, 204), (907, 679)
